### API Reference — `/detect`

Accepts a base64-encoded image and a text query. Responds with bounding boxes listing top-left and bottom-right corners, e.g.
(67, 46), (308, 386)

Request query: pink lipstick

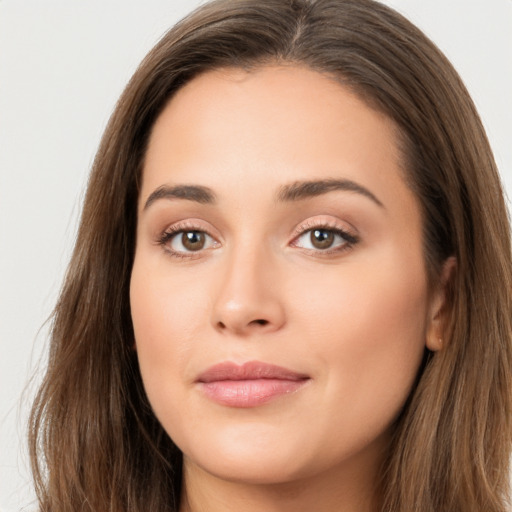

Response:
(196, 361), (310, 408)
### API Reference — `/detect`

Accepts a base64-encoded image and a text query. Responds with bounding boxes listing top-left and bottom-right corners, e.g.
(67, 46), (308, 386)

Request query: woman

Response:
(29, 0), (512, 511)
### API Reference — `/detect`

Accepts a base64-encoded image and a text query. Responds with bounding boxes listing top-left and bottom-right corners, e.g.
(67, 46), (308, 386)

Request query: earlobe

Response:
(426, 256), (457, 352)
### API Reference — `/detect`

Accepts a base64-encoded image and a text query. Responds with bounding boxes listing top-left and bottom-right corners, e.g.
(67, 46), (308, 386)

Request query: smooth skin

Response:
(130, 65), (448, 512)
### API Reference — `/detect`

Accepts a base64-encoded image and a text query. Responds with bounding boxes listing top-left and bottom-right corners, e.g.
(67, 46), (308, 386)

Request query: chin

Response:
(177, 416), (389, 487)
(177, 421), (316, 484)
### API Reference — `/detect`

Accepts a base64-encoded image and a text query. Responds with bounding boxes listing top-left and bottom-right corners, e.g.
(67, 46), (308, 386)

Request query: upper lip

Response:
(196, 361), (310, 383)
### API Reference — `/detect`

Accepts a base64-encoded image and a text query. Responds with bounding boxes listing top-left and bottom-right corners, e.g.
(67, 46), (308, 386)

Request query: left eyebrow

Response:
(276, 179), (384, 208)
(143, 184), (216, 211)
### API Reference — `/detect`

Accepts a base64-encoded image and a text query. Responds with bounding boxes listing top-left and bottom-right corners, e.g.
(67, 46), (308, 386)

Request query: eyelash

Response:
(290, 221), (359, 256)
(157, 221), (359, 258)
(157, 222), (217, 259)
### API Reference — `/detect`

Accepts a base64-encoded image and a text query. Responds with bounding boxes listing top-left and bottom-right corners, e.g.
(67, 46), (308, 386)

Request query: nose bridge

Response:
(211, 235), (285, 334)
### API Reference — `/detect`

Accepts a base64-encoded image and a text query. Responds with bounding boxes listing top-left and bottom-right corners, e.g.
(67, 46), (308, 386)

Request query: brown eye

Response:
(293, 225), (357, 253)
(310, 229), (335, 249)
(181, 231), (206, 251)
(165, 229), (217, 255)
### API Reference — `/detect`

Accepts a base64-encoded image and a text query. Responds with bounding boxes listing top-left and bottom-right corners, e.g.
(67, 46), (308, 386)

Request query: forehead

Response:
(141, 65), (414, 217)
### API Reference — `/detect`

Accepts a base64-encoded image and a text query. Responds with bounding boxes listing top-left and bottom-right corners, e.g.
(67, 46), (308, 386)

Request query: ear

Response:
(426, 256), (456, 351)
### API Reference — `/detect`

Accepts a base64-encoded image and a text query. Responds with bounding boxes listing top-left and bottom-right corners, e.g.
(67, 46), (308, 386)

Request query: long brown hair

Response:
(29, 1), (512, 510)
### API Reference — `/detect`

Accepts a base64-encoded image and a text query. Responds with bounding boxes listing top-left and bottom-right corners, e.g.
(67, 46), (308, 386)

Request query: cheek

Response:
(289, 247), (429, 432)
(130, 252), (209, 351)
(129, 257), (206, 422)
(295, 239), (429, 349)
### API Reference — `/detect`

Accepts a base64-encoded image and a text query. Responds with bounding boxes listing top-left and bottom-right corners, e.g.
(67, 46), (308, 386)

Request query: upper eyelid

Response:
(291, 228), (357, 248)
(162, 220), (220, 239)
(291, 218), (358, 239)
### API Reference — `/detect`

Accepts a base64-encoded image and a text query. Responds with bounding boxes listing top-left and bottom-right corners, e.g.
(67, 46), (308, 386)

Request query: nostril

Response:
(215, 318), (272, 333)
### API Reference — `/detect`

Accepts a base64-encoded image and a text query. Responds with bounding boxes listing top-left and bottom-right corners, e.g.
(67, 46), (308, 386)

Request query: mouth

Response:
(196, 361), (310, 408)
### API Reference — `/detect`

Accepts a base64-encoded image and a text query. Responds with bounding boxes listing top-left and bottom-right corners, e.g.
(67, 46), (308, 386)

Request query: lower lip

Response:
(199, 379), (308, 408)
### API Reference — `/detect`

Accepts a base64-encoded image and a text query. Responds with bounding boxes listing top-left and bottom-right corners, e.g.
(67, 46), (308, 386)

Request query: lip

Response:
(196, 361), (310, 408)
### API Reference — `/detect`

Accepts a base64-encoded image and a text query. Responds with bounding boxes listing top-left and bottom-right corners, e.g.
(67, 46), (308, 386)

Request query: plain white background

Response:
(1, 1), (511, 510)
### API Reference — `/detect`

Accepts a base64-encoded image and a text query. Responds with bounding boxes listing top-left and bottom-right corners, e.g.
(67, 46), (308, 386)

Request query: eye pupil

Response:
(311, 229), (334, 249)
(182, 231), (205, 251)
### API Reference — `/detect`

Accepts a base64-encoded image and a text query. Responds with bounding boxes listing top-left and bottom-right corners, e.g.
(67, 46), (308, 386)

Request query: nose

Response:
(211, 245), (286, 336)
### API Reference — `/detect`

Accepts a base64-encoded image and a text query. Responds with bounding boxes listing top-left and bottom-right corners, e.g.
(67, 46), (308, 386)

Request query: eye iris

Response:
(182, 231), (205, 251)
(311, 229), (334, 249)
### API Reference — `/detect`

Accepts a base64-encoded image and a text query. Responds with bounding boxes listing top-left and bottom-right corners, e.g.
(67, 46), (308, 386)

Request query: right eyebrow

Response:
(276, 178), (384, 208)
(143, 184), (216, 211)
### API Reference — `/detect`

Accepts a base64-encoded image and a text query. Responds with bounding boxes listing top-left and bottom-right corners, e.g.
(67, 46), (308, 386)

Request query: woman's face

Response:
(130, 66), (443, 486)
